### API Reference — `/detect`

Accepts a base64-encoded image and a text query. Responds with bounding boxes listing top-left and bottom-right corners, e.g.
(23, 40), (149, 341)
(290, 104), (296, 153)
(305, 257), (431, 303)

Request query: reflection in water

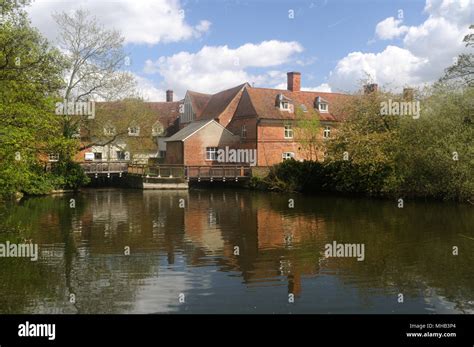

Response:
(0, 189), (472, 314)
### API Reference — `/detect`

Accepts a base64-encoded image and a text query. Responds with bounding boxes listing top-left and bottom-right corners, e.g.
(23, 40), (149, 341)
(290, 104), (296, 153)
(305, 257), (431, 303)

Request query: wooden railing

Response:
(128, 164), (251, 179)
(81, 161), (129, 174)
(128, 164), (185, 178)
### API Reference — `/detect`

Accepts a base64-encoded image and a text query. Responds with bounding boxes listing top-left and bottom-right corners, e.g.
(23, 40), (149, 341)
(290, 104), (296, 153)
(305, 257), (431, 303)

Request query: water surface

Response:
(0, 188), (472, 314)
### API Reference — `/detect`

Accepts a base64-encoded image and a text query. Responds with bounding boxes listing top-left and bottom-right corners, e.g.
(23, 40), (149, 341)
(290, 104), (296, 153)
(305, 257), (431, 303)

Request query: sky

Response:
(26, 0), (472, 101)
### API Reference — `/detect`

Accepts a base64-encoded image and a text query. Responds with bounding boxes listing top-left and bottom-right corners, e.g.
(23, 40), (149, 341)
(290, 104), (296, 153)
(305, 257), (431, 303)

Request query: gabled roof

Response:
(235, 87), (349, 122)
(166, 119), (235, 142)
(186, 91), (212, 118)
(199, 83), (249, 120)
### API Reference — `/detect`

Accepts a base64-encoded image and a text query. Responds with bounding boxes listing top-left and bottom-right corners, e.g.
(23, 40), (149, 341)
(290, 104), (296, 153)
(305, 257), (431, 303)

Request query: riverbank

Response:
(248, 160), (474, 203)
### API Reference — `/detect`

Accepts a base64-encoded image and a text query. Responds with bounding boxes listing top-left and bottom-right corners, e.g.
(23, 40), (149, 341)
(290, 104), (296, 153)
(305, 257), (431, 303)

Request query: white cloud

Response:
(329, 0), (471, 91)
(375, 17), (408, 40)
(145, 41), (304, 96)
(27, 0), (211, 45)
(134, 75), (167, 101)
(302, 83), (332, 93)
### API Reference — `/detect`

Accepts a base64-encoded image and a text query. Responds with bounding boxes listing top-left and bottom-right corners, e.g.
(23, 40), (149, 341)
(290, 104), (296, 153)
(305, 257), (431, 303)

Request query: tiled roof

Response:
(236, 87), (349, 122)
(199, 83), (249, 120)
(94, 101), (182, 136)
(165, 119), (214, 142)
(187, 91), (212, 118)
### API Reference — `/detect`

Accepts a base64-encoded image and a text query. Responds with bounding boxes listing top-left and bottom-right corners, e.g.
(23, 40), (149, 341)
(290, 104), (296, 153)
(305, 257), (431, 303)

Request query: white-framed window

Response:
(152, 122), (164, 136)
(284, 124), (293, 139)
(282, 152), (295, 161)
(206, 147), (218, 161)
(281, 101), (290, 110)
(48, 153), (59, 162)
(323, 126), (331, 138)
(104, 125), (116, 136)
(128, 125), (140, 136)
(241, 125), (247, 139)
(319, 102), (328, 112)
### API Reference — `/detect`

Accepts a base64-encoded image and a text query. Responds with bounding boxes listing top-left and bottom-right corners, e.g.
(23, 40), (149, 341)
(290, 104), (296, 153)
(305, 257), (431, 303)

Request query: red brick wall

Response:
(182, 122), (240, 166)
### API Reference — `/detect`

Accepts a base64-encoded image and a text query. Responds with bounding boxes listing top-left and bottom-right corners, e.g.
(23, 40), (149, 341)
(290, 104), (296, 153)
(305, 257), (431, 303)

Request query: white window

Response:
(319, 103), (328, 112)
(281, 101), (289, 110)
(152, 122), (164, 136)
(104, 125), (116, 136)
(323, 126), (331, 138)
(282, 152), (295, 161)
(284, 124), (293, 139)
(206, 147), (218, 161)
(48, 153), (59, 162)
(241, 125), (247, 139)
(128, 125), (140, 136)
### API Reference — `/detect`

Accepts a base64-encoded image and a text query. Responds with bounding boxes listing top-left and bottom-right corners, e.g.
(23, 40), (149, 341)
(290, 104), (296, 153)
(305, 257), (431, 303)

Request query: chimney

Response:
(364, 83), (378, 94)
(287, 72), (301, 92)
(403, 87), (414, 101)
(166, 90), (173, 102)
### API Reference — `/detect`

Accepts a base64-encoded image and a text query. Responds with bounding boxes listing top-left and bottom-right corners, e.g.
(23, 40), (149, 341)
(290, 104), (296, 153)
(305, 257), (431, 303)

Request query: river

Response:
(0, 188), (472, 314)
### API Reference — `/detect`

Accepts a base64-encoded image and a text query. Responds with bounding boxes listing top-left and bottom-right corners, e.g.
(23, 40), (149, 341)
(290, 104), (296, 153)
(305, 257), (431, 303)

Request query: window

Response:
(152, 122), (164, 136)
(281, 101), (289, 110)
(48, 153), (59, 162)
(282, 152), (295, 161)
(94, 152), (102, 161)
(319, 103), (328, 112)
(300, 104), (308, 112)
(206, 147), (218, 161)
(158, 150), (166, 159)
(117, 151), (126, 160)
(284, 124), (293, 139)
(323, 126), (331, 138)
(104, 125), (116, 136)
(241, 125), (247, 139)
(128, 125), (140, 136)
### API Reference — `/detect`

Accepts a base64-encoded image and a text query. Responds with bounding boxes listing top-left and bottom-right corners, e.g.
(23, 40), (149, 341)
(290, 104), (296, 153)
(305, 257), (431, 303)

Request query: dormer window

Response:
(104, 124), (116, 136)
(152, 121), (164, 137)
(128, 124), (140, 136)
(48, 153), (59, 162)
(315, 96), (329, 113)
(276, 94), (293, 112)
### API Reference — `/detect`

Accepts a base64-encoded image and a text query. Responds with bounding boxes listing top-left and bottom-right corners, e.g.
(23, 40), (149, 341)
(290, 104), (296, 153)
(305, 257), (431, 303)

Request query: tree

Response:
(0, 0), (87, 198)
(440, 24), (474, 87)
(294, 105), (323, 161)
(80, 98), (162, 160)
(53, 8), (137, 138)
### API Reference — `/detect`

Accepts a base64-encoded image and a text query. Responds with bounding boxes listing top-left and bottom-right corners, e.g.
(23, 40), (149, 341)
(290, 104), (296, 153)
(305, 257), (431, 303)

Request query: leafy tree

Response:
(0, 0), (87, 198)
(294, 105), (323, 161)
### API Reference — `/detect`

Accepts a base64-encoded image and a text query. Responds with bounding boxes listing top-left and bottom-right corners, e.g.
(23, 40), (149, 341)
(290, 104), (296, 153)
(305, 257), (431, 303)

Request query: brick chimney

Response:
(364, 83), (378, 94)
(287, 72), (301, 92)
(403, 87), (414, 101)
(166, 90), (173, 102)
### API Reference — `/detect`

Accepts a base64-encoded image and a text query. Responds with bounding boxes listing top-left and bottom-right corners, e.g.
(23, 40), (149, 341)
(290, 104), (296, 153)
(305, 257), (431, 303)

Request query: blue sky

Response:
(28, 0), (472, 100)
